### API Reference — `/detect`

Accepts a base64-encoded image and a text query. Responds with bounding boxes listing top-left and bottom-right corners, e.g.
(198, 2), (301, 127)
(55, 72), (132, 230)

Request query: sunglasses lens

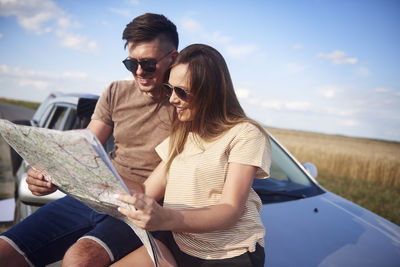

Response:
(140, 60), (157, 72)
(123, 59), (138, 73)
(164, 84), (172, 96)
(175, 87), (187, 100)
(164, 84), (190, 101)
(123, 59), (157, 73)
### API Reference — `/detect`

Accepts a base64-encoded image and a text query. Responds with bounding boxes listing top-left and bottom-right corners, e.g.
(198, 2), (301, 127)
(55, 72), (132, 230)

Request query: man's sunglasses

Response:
(122, 50), (173, 73)
(164, 83), (192, 101)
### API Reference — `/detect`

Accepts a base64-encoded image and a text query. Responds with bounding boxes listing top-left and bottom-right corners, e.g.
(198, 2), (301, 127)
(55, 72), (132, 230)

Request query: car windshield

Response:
(252, 137), (324, 204)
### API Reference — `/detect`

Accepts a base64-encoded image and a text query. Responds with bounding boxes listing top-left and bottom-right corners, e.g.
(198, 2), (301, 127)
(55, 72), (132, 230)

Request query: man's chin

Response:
(137, 84), (155, 93)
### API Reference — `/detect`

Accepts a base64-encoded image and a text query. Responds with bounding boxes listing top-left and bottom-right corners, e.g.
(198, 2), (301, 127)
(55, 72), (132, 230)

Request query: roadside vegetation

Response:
(268, 127), (400, 226)
(0, 97), (40, 110)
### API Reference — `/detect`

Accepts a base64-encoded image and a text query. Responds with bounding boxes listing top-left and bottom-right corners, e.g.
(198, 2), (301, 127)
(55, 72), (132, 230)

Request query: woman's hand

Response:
(115, 193), (172, 231)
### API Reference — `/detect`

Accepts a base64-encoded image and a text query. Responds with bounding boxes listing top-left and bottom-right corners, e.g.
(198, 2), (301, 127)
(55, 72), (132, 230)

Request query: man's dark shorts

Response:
(1, 196), (141, 266)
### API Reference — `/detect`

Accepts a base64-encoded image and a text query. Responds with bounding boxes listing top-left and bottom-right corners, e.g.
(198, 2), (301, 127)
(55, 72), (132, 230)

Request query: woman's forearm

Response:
(164, 203), (241, 233)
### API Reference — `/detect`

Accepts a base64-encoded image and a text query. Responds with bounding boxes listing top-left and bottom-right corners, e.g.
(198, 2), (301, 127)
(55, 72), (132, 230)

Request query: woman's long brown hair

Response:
(164, 44), (268, 179)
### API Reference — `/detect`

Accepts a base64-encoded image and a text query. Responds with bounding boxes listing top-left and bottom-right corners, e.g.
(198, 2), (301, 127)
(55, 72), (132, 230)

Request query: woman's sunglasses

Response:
(164, 83), (191, 101)
(122, 50), (173, 73)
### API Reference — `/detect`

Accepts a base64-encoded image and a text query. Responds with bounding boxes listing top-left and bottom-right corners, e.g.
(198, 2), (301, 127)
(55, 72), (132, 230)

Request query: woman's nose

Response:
(169, 89), (179, 104)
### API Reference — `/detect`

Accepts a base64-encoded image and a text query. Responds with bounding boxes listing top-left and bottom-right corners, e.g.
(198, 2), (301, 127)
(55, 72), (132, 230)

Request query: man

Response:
(0, 13), (178, 267)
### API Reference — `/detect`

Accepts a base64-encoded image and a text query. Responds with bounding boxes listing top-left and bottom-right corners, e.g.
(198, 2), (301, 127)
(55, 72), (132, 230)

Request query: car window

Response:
(38, 105), (55, 127)
(47, 106), (68, 129)
(253, 138), (324, 203)
(32, 93), (56, 125)
(269, 141), (313, 187)
(64, 109), (79, 130)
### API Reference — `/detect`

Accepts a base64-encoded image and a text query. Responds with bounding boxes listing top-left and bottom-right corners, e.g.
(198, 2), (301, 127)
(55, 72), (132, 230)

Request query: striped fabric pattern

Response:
(156, 122), (271, 259)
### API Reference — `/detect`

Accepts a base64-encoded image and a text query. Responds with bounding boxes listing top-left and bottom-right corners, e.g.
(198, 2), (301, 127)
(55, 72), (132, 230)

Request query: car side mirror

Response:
(302, 162), (318, 179)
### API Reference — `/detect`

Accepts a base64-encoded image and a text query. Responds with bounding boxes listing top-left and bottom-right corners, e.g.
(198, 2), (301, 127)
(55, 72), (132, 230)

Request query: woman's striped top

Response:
(156, 122), (271, 259)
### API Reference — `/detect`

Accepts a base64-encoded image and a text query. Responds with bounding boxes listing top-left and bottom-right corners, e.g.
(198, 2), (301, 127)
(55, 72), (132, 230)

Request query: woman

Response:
(112, 44), (271, 267)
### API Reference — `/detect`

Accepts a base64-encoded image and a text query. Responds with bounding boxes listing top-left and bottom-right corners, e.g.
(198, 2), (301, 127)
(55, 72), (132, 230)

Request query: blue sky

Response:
(0, 0), (399, 142)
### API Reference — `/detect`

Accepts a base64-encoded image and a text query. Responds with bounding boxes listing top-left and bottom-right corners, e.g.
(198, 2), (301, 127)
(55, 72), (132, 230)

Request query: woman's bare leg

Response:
(110, 239), (177, 267)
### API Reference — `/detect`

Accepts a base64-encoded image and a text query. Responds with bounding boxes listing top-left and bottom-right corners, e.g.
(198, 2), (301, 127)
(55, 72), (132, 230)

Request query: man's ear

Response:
(170, 50), (179, 61)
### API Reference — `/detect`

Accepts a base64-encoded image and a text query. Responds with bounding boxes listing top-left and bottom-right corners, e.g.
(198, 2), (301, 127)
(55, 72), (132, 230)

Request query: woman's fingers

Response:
(115, 193), (152, 211)
(115, 193), (162, 230)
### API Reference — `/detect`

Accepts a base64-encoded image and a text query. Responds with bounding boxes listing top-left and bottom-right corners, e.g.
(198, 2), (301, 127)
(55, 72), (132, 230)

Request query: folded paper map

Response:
(0, 119), (159, 265)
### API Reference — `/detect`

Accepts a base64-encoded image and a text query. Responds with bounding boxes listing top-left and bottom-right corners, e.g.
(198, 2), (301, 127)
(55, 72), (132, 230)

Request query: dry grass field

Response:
(267, 127), (400, 186)
(0, 97), (40, 110)
(267, 127), (400, 225)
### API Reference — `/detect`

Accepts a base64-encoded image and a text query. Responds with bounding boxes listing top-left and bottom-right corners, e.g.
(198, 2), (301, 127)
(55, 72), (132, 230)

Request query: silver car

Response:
(11, 92), (400, 266)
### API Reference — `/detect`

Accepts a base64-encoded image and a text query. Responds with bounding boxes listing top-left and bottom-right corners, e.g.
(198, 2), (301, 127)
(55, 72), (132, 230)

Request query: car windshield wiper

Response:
(255, 189), (306, 199)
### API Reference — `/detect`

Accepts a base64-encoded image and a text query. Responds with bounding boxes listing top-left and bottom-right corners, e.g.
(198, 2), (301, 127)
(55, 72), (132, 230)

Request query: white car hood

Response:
(260, 191), (400, 267)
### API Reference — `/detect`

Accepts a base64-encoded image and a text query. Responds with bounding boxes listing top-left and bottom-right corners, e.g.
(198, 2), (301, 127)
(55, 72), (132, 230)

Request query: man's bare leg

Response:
(62, 238), (110, 267)
(0, 239), (29, 267)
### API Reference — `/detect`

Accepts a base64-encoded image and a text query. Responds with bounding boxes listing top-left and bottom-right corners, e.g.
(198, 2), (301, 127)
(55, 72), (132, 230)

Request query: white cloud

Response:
(235, 89), (250, 99)
(341, 119), (359, 126)
(284, 62), (306, 73)
(57, 17), (74, 29)
(18, 79), (50, 90)
(0, 63), (103, 101)
(206, 31), (231, 44)
(110, 8), (132, 18)
(61, 72), (88, 79)
(324, 107), (358, 116)
(0, 0), (97, 52)
(19, 12), (55, 33)
(128, 0), (140, 5)
(181, 16), (257, 57)
(54, 31), (98, 52)
(88, 41), (98, 51)
(248, 97), (260, 105)
(322, 89), (335, 99)
(0, 64), (87, 80)
(57, 31), (85, 49)
(317, 50), (358, 65)
(124, 75), (134, 81)
(181, 17), (203, 33)
(374, 87), (390, 93)
(386, 129), (400, 139)
(285, 101), (310, 111)
(293, 43), (303, 50)
(317, 85), (341, 99)
(261, 100), (282, 110)
(225, 44), (258, 57)
(355, 66), (371, 76)
(0, 33), (3, 39)
(0, 0), (63, 34)
(260, 100), (310, 111)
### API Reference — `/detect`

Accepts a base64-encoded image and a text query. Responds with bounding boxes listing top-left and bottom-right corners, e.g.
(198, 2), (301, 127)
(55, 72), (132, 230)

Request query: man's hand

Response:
(26, 168), (58, 196)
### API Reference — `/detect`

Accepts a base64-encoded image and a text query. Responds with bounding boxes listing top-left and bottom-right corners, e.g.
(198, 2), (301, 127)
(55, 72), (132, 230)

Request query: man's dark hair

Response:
(122, 13), (179, 50)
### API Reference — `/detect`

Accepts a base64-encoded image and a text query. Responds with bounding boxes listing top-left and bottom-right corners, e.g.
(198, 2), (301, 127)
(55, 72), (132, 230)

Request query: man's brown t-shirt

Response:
(92, 80), (172, 184)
